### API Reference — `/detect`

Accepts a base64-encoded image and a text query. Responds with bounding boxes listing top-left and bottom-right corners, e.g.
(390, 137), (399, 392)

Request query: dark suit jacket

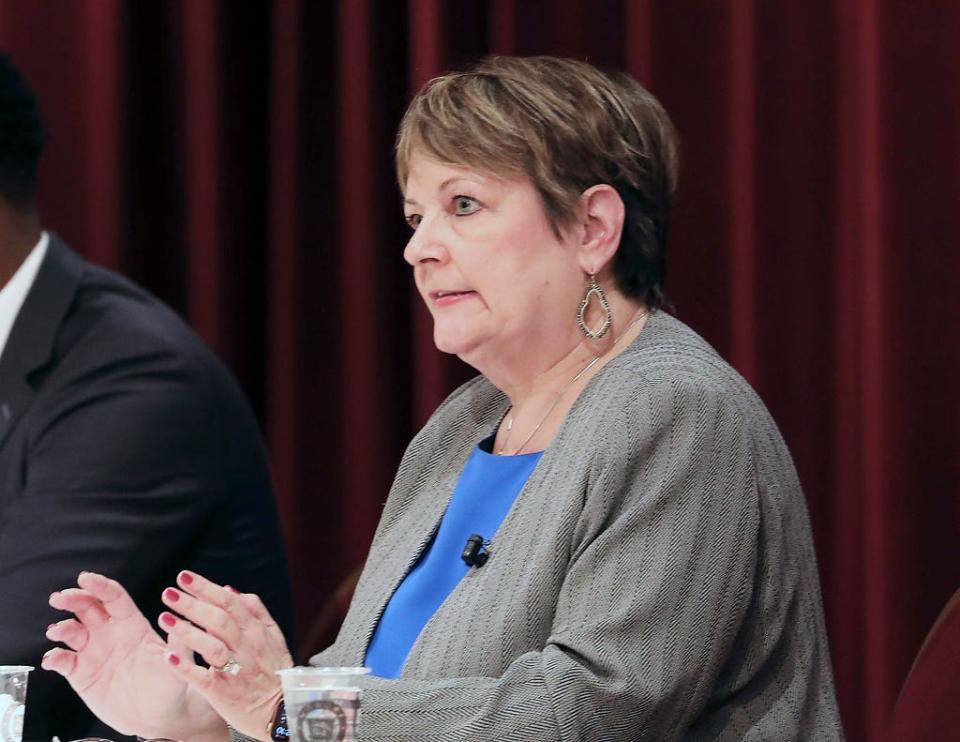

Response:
(0, 235), (294, 741)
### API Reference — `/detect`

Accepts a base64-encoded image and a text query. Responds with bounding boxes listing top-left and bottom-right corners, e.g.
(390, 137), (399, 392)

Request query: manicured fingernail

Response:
(168, 653), (180, 666)
(163, 588), (180, 603)
(160, 612), (177, 627)
(178, 571), (194, 586)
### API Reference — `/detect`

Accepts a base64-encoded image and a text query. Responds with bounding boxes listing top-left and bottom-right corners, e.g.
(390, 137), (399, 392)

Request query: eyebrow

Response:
(403, 176), (484, 207)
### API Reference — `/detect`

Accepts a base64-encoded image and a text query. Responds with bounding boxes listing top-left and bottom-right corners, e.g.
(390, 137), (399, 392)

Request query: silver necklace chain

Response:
(497, 310), (649, 456)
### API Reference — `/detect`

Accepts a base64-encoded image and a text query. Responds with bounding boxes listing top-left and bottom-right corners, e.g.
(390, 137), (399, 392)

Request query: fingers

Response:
(40, 647), (77, 677)
(77, 571), (142, 621)
(236, 591), (271, 622)
(166, 632), (195, 666)
(163, 571), (292, 673)
(164, 570), (260, 645)
(178, 571), (253, 619)
(165, 650), (219, 693)
(49, 572), (144, 630)
(239, 593), (290, 661)
(211, 578), (288, 651)
(162, 585), (240, 649)
(49, 588), (109, 628)
(222, 587), (291, 664)
(46, 618), (88, 652)
(177, 571), (280, 633)
(158, 612), (232, 669)
(165, 648), (243, 698)
(164, 647), (284, 738)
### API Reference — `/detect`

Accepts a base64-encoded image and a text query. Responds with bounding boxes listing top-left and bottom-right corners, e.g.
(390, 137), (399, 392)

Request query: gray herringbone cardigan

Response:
(259, 312), (843, 741)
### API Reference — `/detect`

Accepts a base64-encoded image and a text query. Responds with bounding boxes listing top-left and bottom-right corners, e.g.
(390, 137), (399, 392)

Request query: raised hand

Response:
(158, 570), (294, 740)
(42, 572), (225, 741)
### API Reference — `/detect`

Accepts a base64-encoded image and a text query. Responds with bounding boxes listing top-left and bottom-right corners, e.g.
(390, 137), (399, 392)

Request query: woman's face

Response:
(402, 151), (584, 367)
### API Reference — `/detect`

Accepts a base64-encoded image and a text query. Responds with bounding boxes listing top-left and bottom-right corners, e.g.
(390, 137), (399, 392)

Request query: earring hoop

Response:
(577, 274), (612, 339)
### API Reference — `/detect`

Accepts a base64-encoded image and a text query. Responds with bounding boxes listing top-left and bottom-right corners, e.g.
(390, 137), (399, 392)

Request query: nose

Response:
(403, 213), (448, 267)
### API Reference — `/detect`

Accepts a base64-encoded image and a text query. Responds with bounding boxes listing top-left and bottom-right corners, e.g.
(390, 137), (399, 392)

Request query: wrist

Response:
(137, 725), (228, 742)
(143, 689), (227, 742)
(265, 691), (288, 742)
(137, 733), (228, 742)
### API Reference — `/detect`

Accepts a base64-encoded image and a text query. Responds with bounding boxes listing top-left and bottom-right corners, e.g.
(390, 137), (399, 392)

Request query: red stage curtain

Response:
(2, 2), (959, 740)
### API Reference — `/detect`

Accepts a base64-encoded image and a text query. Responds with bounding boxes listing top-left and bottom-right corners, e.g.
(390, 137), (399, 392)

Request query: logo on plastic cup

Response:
(301, 700), (347, 740)
(0, 693), (24, 742)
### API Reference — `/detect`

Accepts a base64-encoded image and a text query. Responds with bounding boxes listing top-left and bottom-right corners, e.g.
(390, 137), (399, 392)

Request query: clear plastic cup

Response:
(0, 666), (33, 742)
(277, 666), (370, 742)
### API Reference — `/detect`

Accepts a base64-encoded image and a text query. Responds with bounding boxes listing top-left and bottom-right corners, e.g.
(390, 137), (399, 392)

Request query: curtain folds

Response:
(3, 2), (958, 739)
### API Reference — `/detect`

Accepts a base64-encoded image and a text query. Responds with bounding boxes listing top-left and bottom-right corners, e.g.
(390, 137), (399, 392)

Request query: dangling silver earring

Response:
(577, 274), (612, 339)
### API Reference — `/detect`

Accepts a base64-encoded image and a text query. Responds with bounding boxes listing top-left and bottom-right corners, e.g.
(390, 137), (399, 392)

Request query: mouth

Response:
(430, 290), (477, 305)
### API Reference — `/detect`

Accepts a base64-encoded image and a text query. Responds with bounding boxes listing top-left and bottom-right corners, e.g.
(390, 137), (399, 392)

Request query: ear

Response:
(575, 184), (625, 276)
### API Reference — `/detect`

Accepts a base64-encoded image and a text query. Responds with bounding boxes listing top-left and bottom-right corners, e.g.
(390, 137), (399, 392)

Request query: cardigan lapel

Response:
(333, 384), (509, 665)
(339, 431), (477, 664)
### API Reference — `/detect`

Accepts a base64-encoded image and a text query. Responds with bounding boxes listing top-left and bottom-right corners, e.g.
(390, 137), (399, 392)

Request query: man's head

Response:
(0, 52), (46, 212)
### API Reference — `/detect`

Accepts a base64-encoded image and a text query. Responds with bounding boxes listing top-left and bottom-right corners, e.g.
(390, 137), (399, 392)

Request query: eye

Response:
(452, 195), (480, 216)
(405, 213), (422, 231)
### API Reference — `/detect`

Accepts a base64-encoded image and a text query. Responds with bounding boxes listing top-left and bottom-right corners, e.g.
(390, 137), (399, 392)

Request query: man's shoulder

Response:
(25, 250), (252, 431)
(67, 263), (199, 356)
(45, 259), (232, 397)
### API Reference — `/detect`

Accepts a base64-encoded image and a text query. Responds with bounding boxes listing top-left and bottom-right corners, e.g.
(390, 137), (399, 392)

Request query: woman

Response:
(43, 56), (843, 740)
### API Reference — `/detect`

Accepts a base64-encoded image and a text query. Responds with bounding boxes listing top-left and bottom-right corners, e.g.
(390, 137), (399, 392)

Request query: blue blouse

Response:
(365, 436), (543, 678)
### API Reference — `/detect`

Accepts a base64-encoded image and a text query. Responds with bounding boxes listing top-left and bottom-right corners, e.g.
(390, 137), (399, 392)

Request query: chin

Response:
(432, 333), (473, 357)
(432, 324), (485, 359)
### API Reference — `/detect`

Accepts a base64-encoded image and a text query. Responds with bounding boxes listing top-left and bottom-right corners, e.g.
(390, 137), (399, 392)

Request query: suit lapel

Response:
(0, 234), (84, 452)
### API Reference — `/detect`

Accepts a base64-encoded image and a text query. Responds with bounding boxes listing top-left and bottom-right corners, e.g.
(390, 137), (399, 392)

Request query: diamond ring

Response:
(213, 653), (241, 675)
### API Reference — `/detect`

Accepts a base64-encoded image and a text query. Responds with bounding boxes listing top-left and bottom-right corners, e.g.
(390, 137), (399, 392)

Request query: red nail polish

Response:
(168, 653), (180, 666)
(160, 612), (177, 627)
(164, 588), (180, 603)
(178, 571), (194, 586)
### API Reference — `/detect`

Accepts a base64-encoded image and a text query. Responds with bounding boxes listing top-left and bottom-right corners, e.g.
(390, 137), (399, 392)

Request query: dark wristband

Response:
(268, 698), (289, 741)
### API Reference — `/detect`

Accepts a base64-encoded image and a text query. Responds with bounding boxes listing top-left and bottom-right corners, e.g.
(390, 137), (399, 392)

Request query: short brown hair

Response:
(396, 55), (679, 310)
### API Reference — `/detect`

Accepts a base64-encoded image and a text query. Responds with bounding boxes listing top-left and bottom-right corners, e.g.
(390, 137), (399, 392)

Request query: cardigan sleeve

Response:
(346, 378), (763, 741)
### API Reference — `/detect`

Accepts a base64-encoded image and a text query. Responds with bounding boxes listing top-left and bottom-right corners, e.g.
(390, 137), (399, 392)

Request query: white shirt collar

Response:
(0, 231), (50, 364)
